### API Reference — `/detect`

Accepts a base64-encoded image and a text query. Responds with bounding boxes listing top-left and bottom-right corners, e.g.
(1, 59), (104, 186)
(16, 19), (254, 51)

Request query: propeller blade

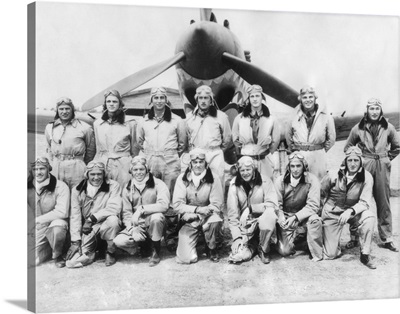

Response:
(81, 52), (186, 111)
(222, 52), (299, 108)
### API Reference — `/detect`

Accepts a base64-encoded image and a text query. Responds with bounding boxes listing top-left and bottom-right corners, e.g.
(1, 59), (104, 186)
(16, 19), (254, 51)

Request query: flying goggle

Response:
(56, 97), (73, 106)
(86, 161), (106, 171)
(345, 146), (362, 156)
(30, 157), (51, 168)
(104, 90), (121, 98)
(288, 153), (305, 160)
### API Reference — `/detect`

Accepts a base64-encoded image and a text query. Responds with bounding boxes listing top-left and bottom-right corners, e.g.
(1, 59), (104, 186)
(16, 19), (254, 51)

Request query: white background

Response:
(1, 0), (399, 314)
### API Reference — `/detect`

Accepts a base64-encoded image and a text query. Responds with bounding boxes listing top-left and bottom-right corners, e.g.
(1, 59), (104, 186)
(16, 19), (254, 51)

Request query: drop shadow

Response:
(5, 299), (27, 310)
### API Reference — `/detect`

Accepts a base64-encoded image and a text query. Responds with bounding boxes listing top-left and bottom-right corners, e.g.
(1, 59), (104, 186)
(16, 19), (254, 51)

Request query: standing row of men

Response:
(29, 83), (399, 270)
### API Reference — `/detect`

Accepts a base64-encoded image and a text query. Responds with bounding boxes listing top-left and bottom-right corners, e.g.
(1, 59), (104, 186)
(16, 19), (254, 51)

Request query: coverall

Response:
(28, 174), (70, 265)
(173, 167), (223, 264)
(185, 108), (232, 189)
(286, 104), (336, 181)
(321, 166), (375, 259)
(68, 179), (122, 267)
(344, 116), (400, 243)
(93, 118), (139, 188)
(274, 171), (323, 260)
(232, 105), (281, 179)
(45, 118), (95, 189)
(227, 172), (278, 261)
(113, 174), (170, 254)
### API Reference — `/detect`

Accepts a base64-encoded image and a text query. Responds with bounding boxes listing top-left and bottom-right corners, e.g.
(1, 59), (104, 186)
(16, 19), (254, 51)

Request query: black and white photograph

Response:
(2, 0), (400, 314)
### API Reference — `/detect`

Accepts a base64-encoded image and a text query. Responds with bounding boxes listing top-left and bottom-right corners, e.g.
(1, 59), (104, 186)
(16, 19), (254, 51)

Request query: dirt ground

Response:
(34, 197), (399, 313)
(31, 134), (400, 313)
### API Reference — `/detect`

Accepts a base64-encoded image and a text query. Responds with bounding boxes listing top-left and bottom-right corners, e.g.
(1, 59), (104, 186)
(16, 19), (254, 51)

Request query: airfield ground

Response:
(31, 134), (400, 313)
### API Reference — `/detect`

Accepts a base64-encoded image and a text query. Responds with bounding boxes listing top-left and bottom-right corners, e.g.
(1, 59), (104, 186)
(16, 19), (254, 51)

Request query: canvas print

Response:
(27, 1), (400, 313)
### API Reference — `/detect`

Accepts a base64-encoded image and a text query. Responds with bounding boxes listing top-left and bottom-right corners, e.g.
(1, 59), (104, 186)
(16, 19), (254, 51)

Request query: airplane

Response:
(29, 8), (400, 166)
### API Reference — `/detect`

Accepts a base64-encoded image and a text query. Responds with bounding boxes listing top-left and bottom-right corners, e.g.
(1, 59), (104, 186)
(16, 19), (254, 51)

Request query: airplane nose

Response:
(176, 21), (238, 79)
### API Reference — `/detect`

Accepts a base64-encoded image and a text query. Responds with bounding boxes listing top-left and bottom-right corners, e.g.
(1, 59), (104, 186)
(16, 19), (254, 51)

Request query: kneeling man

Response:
(67, 161), (122, 268)
(227, 156), (278, 264)
(28, 157), (70, 268)
(173, 148), (224, 264)
(321, 146), (376, 269)
(274, 152), (323, 261)
(113, 156), (170, 267)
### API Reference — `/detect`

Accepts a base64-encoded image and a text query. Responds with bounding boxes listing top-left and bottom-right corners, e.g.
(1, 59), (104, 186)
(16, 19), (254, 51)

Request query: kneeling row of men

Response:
(28, 145), (381, 270)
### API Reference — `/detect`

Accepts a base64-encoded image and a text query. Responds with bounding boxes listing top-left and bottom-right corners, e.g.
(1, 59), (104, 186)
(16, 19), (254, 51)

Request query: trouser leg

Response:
(165, 215), (179, 249)
(306, 214), (323, 260)
(203, 222), (222, 250)
(276, 225), (296, 256)
(300, 149), (327, 182)
(322, 210), (344, 259)
(374, 161), (392, 242)
(176, 223), (199, 264)
(33, 225), (53, 265)
(113, 229), (138, 255)
(206, 150), (225, 192)
(99, 216), (121, 254)
(147, 213), (166, 242)
(57, 160), (86, 189)
(35, 219), (68, 264)
(355, 211), (375, 255)
(45, 224), (68, 259)
(258, 208), (278, 253)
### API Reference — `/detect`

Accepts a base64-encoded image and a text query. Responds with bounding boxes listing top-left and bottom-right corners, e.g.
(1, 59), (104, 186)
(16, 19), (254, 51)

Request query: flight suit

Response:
(185, 108), (232, 189)
(114, 174), (170, 255)
(344, 116), (400, 243)
(321, 166), (375, 259)
(274, 171), (323, 260)
(28, 174), (70, 265)
(45, 118), (95, 189)
(173, 168), (223, 264)
(227, 172), (278, 262)
(232, 105), (281, 179)
(93, 118), (139, 188)
(286, 104), (336, 181)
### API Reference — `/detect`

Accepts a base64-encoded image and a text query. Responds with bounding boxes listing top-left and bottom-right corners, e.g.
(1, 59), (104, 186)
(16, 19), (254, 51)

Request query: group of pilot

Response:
(28, 83), (400, 270)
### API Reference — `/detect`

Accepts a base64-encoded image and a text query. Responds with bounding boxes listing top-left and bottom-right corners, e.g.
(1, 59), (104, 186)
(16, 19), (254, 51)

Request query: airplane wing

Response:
(81, 52), (186, 111)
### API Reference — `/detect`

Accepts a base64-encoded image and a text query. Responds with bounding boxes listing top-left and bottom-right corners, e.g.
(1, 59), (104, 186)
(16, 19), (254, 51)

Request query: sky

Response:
(33, 0), (399, 116)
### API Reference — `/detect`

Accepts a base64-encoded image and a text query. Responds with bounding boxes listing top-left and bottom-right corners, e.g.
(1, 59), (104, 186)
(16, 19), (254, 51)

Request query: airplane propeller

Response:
(222, 52), (299, 108)
(81, 52), (185, 111)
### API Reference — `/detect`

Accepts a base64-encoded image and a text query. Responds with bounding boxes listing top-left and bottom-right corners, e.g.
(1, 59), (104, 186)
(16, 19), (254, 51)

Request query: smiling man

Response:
(344, 98), (400, 252)
(45, 97), (95, 189)
(274, 152), (323, 261)
(113, 156), (170, 267)
(66, 161), (122, 268)
(286, 86), (336, 181)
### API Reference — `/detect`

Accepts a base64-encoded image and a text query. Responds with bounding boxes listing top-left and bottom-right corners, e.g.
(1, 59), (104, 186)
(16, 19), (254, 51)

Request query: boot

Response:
(360, 253), (376, 269)
(149, 241), (161, 267)
(54, 256), (66, 268)
(258, 246), (270, 264)
(383, 242), (399, 252)
(209, 248), (220, 263)
(105, 252), (116, 267)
